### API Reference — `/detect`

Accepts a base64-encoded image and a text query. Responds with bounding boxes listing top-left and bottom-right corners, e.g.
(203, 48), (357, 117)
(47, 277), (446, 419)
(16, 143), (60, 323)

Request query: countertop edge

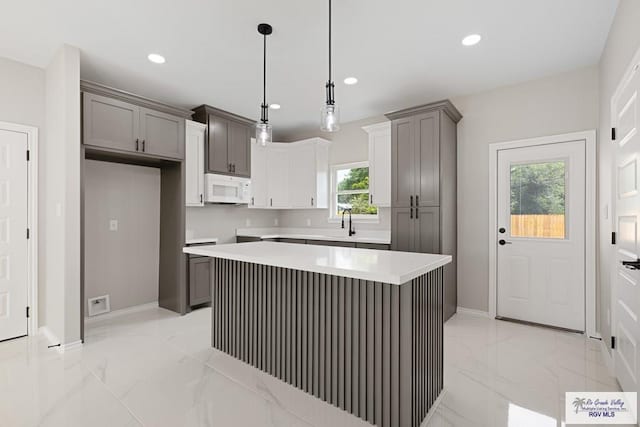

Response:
(183, 245), (451, 285)
(236, 232), (392, 245)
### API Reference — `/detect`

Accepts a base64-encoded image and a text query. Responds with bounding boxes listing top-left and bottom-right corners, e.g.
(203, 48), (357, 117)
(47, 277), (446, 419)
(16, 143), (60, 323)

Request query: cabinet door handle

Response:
(410, 208), (413, 219)
(416, 207), (419, 219)
(232, 164), (236, 173)
(415, 195), (419, 206)
(251, 197), (254, 205)
(370, 194), (373, 204)
(311, 197), (314, 206)
(200, 194), (203, 204)
(135, 138), (139, 151)
(228, 163), (232, 172)
(270, 198), (273, 207)
(142, 140), (145, 152)
(410, 195), (413, 207)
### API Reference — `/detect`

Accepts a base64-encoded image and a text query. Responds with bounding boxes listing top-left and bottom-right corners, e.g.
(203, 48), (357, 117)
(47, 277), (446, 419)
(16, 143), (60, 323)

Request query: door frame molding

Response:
(0, 121), (39, 336)
(488, 130), (597, 337)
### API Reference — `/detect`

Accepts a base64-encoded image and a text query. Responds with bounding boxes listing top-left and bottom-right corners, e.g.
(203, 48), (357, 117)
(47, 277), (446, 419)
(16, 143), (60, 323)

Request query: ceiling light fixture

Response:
(147, 53), (166, 64)
(269, 104), (281, 110)
(461, 34), (482, 46)
(344, 77), (358, 85)
(256, 23), (273, 146)
(320, 0), (340, 132)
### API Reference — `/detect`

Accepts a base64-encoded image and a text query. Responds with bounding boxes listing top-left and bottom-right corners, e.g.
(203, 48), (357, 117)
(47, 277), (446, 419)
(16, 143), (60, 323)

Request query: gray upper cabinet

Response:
(415, 112), (440, 207)
(193, 105), (253, 177)
(207, 114), (229, 174)
(82, 88), (188, 161)
(387, 100), (461, 321)
(83, 93), (140, 153)
(140, 108), (185, 159)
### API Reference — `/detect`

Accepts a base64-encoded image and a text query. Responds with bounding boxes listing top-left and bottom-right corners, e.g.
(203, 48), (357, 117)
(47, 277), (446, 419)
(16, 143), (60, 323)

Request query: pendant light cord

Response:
(328, 0), (332, 83)
(261, 31), (268, 123)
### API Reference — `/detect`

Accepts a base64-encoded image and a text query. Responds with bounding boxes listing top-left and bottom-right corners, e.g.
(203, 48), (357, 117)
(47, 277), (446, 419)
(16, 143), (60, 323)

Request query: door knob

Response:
(499, 227), (506, 234)
(498, 239), (512, 246)
(622, 259), (640, 270)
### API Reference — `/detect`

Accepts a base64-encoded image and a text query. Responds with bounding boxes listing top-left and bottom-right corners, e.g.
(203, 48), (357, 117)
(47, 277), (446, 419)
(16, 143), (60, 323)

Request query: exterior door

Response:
(496, 141), (586, 331)
(0, 127), (28, 341)
(613, 56), (640, 401)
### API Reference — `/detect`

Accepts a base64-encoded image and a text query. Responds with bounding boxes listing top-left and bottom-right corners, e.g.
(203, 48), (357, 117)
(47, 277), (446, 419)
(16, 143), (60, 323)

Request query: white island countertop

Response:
(183, 241), (451, 285)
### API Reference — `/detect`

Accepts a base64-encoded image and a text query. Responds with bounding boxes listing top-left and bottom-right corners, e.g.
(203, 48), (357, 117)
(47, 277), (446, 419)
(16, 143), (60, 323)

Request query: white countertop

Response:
(236, 227), (391, 245)
(183, 241), (451, 285)
(185, 237), (219, 245)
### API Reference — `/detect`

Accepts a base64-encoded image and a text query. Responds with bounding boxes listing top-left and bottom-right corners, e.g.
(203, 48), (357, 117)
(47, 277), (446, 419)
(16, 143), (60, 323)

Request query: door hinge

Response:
(26, 228), (30, 239)
(26, 150), (30, 161)
(611, 336), (616, 350)
(26, 306), (30, 318)
(612, 231), (616, 245)
(612, 127), (617, 141)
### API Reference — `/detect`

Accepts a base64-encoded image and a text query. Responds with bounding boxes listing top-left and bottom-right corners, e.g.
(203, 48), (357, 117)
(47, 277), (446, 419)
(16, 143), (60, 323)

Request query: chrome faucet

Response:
(341, 208), (356, 237)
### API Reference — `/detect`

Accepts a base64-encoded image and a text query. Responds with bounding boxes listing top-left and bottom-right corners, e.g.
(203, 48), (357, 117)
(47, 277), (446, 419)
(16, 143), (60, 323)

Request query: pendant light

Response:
(256, 23), (273, 146)
(320, 0), (340, 132)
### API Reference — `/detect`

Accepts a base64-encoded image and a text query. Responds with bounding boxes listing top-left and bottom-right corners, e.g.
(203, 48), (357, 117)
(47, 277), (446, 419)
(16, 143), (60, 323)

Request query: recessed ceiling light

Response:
(269, 104), (281, 110)
(344, 77), (358, 85)
(461, 34), (482, 46)
(147, 53), (166, 64)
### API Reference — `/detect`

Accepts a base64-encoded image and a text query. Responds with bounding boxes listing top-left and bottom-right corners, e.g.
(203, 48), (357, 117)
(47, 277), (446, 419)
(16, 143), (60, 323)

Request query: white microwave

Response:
(204, 174), (251, 204)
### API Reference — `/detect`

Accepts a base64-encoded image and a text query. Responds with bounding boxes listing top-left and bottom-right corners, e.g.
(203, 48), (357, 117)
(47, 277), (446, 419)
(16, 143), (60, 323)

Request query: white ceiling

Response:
(0, 0), (618, 139)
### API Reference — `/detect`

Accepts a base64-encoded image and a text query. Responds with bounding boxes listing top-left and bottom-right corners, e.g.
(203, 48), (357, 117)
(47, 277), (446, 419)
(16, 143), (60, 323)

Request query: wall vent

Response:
(88, 295), (111, 317)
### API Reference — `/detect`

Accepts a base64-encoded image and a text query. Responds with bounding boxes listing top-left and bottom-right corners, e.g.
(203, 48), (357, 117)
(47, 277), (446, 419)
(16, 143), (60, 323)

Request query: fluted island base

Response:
(210, 258), (444, 427)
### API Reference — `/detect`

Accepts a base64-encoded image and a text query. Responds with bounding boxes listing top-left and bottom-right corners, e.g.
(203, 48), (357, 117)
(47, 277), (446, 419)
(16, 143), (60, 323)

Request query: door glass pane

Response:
(510, 161), (566, 239)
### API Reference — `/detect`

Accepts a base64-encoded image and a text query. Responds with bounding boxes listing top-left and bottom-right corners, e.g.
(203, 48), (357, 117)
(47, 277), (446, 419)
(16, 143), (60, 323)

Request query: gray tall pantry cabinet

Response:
(386, 100), (462, 321)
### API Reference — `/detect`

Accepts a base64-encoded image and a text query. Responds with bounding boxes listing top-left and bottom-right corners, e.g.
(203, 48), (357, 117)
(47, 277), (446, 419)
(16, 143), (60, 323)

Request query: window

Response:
(330, 162), (378, 219)
(510, 160), (566, 239)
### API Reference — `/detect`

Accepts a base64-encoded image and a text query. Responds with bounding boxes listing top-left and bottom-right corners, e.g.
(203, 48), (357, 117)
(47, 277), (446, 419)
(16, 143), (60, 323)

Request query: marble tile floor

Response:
(0, 307), (621, 427)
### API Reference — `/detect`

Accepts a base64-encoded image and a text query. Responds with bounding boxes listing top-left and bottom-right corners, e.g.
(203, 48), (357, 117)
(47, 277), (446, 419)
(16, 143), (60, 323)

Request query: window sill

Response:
(327, 217), (380, 225)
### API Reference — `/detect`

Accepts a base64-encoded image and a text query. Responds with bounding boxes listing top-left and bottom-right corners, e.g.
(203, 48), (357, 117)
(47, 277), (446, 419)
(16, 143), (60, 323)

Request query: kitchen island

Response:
(183, 241), (450, 427)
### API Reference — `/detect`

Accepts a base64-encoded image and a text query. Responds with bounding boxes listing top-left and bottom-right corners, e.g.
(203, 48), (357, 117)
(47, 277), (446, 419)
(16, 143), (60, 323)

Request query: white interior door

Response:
(497, 141), (586, 331)
(612, 57), (640, 403)
(0, 128), (28, 341)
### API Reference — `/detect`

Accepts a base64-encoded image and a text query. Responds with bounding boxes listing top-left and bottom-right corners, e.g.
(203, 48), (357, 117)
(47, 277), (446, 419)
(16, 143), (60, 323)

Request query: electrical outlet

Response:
(56, 203), (63, 217)
(274, 218), (279, 226)
(109, 219), (118, 231)
(245, 218), (251, 227)
(306, 218), (311, 227)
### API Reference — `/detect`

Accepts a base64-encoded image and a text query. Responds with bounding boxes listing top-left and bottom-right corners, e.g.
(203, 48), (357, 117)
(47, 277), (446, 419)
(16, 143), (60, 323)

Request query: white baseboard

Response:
(84, 301), (159, 324)
(39, 326), (59, 347)
(38, 327), (83, 353)
(600, 336), (614, 375)
(456, 307), (491, 318)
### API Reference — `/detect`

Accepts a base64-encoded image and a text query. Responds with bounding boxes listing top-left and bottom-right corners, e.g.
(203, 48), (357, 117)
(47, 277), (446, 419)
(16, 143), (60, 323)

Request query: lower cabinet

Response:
(188, 256), (211, 306)
(391, 207), (440, 252)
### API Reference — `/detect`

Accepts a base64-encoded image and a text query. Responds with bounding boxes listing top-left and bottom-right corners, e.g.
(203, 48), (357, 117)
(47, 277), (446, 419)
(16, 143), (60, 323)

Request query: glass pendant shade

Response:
(256, 122), (272, 146)
(320, 104), (340, 132)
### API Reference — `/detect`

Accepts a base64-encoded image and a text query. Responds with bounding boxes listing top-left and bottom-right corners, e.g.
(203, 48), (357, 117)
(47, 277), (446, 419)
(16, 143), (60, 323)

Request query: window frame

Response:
(328, 161), (379, 222)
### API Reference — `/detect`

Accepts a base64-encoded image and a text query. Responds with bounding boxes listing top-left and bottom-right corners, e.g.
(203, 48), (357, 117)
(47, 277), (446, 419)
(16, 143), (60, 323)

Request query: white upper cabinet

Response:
(250, 139), (269, 208)
(363, 122), (392, 207)
(185, 120), (206, 206)
(250, 138), (330, 209)
(266, 145), (290, 208)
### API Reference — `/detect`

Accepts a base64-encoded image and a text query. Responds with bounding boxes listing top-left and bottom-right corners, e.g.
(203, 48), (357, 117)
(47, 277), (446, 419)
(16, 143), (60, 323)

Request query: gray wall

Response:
(84, 160), (161, 313)
(0, 56), (47, 325)
(451, 66), (599, 313)
(186, 206), (280, 244)
(598, 0), (640, 352)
